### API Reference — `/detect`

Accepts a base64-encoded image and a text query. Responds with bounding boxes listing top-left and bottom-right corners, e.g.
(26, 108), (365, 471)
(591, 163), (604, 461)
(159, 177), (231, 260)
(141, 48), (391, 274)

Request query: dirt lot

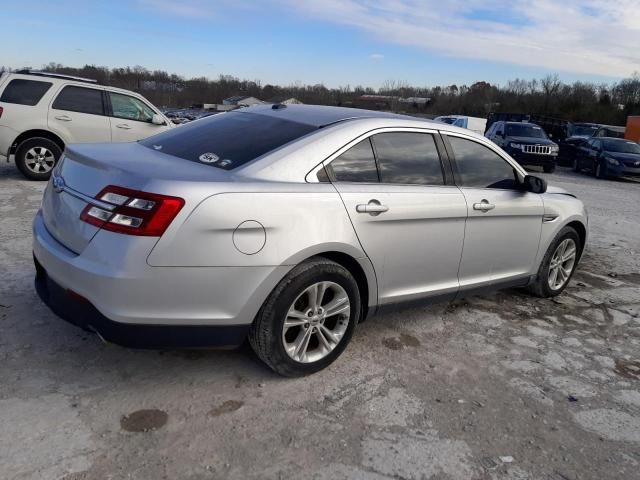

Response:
(1, 161), (639, 480)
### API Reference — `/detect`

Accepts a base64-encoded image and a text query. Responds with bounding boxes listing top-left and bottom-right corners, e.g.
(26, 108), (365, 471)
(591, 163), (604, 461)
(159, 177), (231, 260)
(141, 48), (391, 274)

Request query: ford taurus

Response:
(33, 105), (588, 376)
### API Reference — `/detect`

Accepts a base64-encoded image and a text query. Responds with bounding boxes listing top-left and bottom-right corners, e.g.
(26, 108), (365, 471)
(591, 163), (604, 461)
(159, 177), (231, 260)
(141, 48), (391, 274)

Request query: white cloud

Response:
(278, 0), (640, 79)
(369, 53), (384, 61)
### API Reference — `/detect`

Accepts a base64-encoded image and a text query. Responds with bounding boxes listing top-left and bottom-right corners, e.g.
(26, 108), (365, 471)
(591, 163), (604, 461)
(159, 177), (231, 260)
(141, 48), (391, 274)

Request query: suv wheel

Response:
(15, 137), (62, 181)
(249, 257), (360, 377)
(528, 226), (580, 298)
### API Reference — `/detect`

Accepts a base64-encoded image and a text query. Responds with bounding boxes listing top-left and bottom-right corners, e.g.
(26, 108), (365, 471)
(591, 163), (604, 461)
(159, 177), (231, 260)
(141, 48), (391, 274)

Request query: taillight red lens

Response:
(0, 106), (4, 118)
(80, 185), (184, 236)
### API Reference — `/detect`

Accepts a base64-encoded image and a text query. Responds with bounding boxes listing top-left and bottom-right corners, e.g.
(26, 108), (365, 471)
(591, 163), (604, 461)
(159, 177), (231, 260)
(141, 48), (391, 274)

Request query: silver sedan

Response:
(33, 105), (588, 376)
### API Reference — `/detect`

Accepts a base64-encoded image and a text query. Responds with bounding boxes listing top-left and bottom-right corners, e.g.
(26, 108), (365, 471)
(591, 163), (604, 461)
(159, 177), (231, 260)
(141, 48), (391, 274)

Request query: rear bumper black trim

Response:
(34, 255), (249, 349)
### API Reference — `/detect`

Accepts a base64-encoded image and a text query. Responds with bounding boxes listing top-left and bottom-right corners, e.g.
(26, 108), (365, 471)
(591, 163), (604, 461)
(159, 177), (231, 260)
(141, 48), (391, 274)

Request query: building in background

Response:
(222, 96), (265, 107)
(266, 96), (303, 105)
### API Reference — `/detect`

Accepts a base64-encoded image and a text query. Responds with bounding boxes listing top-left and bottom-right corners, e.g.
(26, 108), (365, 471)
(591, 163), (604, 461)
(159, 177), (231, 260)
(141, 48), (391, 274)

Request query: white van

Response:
(434, 115), (487, 135)
(0, 70), (172, 180)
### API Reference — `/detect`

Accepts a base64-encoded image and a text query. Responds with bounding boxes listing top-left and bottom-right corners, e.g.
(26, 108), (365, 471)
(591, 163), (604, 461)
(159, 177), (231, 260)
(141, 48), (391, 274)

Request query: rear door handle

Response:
(116, 124), (132, 130)
(356, 199), (389, 216)
(55, 115), (72, 121)
(473, 199), (495, 212)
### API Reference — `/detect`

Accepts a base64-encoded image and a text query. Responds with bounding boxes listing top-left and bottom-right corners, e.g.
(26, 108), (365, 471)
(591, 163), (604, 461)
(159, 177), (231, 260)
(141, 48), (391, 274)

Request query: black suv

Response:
(486, 121), (559, 173)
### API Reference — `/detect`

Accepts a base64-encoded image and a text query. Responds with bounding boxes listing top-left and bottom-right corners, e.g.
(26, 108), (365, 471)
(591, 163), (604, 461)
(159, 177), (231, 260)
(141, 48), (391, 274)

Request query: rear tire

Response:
(249, 257), (360, 377)
(15, 137), (62, 181)
(572, 157), (580, 172)
(528, 226), (581, 298)
(543, 164), (556, 173)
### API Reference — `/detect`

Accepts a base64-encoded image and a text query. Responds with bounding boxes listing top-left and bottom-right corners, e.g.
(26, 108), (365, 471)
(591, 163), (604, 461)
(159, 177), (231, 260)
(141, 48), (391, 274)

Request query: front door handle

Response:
(356, 199), (389, 216)
(473, 199), (495, 212)
(55, 115), (72, 121)
(116, 123), (132, 130)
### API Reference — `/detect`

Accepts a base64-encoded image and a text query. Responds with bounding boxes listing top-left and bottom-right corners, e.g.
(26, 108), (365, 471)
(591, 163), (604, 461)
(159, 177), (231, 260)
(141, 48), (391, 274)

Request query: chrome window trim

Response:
(306, 126), (442, 184)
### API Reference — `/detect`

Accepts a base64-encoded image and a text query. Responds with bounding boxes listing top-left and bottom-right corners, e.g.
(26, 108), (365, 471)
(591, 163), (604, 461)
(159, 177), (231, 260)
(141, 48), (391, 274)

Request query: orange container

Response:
(625, 116), (640, 142)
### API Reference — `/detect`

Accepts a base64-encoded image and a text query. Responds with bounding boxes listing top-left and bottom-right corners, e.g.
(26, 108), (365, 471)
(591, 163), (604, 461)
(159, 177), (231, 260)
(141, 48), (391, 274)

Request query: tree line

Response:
(2, 63), (639, 125)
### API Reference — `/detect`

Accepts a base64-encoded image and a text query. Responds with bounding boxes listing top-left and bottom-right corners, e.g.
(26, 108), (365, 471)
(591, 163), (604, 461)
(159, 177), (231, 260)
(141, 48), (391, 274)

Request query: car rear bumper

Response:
(33, 210), (292, 346)
(0, 124), (18, 157)
(34, 258), (250, 348)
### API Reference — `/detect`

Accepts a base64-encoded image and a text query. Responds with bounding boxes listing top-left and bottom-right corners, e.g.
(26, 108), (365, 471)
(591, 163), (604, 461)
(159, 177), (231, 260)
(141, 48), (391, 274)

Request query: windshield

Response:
(505, 124), (547, 139)
(571, 125), (598, 137)
(140, 111), (316, 170)
(603, 139), (640, 154)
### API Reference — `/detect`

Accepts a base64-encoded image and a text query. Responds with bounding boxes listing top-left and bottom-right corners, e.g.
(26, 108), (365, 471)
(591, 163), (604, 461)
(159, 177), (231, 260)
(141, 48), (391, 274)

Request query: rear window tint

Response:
(52, 86), (104, 115)
(141, 112), (316, 170)
(0, 79), (52, 106)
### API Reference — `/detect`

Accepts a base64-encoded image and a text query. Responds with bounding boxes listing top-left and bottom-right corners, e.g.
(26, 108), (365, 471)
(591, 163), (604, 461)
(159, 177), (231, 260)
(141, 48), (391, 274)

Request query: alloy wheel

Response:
(282, 281), (350, 363)
(548, 238), (577, 290)
(25, 146), (55, 174)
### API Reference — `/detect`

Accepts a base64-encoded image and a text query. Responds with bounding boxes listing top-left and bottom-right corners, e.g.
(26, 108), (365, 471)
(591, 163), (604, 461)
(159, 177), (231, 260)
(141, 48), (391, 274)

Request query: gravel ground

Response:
(1, 160), (639, 480)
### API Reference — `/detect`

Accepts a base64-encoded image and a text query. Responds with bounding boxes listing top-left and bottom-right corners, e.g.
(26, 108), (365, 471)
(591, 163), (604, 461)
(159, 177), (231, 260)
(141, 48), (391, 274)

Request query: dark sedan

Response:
(574, 137), (640, 179)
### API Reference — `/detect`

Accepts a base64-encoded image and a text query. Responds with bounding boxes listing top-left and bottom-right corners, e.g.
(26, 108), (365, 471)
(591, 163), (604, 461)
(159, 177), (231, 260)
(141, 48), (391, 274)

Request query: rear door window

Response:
(140, 111), (316, 170)
(52, 86), (105, 115)
(372, 132), (444, 185)
(0, 79), (52, 106)
(326, 139), (378, 183)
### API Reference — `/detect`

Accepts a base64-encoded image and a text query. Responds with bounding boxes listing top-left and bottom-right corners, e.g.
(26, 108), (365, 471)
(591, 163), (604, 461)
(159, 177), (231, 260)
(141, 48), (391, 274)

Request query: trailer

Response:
(625, 116), (640, 143)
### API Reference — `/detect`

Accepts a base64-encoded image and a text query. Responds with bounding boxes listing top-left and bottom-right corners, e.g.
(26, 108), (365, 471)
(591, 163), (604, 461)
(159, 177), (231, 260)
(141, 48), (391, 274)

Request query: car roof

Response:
(240, 104), (432, 128)
(5, 72), (147, 98)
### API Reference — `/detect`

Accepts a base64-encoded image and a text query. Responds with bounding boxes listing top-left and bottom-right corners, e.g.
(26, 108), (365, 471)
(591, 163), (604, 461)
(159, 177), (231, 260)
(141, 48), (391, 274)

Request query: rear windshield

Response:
(0, 79), (52, 106)
(140, 111), (317, 170)
(571, 125), (598, 137)
(436, 117), (456, 124)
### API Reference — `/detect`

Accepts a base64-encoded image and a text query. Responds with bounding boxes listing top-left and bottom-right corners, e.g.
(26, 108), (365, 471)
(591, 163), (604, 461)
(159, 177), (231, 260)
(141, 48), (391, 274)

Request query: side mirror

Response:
(522, 175), (547, 194)
(151, 114), (166, 126)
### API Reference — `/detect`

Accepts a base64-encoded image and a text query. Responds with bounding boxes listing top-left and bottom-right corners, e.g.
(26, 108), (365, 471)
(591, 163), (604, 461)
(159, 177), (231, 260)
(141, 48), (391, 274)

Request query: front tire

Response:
(595, 160), (607, 179)
(528, 226), (580, 298)
(15, 137), (62, 181)
(249, 257), (361, 377)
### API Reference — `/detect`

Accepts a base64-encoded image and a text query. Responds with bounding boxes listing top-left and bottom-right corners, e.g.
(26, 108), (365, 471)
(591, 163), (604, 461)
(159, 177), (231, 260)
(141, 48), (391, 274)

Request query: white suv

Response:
(0, 70), (172, 180)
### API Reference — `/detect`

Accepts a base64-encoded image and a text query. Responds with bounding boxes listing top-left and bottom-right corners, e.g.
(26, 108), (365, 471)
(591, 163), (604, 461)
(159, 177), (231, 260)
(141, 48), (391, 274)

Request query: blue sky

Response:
(3, 0), (639, 88)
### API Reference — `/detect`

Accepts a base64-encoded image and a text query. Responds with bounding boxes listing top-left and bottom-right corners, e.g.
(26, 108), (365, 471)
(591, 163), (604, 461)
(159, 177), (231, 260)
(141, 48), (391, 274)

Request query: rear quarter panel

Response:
(147, 183), (368, 268)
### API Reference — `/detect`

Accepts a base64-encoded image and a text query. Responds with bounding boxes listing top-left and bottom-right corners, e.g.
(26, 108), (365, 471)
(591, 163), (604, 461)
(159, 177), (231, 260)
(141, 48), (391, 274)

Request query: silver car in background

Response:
(33, 105), (588, 376)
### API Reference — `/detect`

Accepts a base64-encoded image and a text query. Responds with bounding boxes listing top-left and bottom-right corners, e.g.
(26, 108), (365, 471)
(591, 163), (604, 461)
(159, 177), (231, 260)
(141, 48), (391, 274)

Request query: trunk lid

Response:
(41, 142), (229, 253)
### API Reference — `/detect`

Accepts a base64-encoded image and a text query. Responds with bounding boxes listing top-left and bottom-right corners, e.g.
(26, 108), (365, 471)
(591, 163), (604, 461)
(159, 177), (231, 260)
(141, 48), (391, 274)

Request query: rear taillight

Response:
(0, 106), (3, 118)
(80, 185), (184, 236)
